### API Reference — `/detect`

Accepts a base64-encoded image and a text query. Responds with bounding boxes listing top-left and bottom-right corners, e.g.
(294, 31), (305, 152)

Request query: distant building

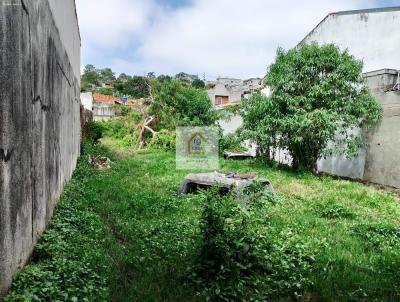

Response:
(100, 82), (114, 89)
(92, 93), (121, 121)
(207, 77), (262, 108)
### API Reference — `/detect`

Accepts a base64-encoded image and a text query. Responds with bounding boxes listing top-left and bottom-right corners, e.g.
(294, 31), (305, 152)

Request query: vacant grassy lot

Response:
(5, 139), (400, 301)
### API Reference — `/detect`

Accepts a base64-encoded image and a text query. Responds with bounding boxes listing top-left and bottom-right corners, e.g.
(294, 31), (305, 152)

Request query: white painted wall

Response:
(301, 9), (400, 72)
(80, 92), (93, 111)
(48, 0), (81, 80)
(219, 114), (243, 135)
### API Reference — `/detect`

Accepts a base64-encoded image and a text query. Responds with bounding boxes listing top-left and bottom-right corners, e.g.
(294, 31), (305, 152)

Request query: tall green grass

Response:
(4, 141), (400, 301)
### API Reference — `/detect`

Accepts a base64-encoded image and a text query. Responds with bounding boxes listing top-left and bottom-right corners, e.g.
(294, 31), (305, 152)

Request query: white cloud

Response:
(77, 0), (377, 78)
(76, 0), (156, 47)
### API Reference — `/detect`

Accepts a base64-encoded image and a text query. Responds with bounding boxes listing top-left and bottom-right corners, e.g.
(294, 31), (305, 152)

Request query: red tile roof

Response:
(93, 93), (120, 104)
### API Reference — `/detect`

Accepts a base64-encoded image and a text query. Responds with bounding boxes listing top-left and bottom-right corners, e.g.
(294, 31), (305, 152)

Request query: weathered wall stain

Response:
(0, 149), (13, 162)
(0, 0), (80, 296)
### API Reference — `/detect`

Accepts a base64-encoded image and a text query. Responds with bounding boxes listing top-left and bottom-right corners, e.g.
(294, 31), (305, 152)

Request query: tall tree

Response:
(241, 43), (382, 172)
(192, 78), (206, 89)
(150, 79), (217, 130)
(98, 68), (116, 84)
(81, 64), (100, 91)
(123, 76), (150, 98)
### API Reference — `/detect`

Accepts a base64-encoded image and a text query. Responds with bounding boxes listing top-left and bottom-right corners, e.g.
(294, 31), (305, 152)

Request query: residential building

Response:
(207, 77), (262, 108)
(93, 93), (121, 121)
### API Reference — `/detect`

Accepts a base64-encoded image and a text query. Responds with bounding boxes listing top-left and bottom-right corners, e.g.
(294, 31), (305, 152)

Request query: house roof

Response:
(298, 6), (400, 47)
(93, 93), (120, 104)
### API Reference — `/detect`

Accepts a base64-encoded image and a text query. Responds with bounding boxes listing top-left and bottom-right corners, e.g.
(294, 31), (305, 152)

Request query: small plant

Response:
(318, 203), (356, 219)
(148, 129), (176, 152)
(354, 224), (400, 250)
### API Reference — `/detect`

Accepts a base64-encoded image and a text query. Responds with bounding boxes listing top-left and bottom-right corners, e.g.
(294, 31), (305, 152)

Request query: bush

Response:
(95, 87), (114, 96)
(83, 121), (103, 144)
(98, 112), (142, 147)
(219, 134), (246, 155)
(192, 188), (317, 301)
(148, 130), (176, 152)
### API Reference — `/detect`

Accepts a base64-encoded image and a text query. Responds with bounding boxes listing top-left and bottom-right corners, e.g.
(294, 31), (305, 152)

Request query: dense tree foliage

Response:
(192, 78), (206, 89)
(117, 76), (150, 98)
(81, 64), (99, 91)
(150, 79), (217, 129)
(242, 43), (382, 172)
(98, 68), (116, 84)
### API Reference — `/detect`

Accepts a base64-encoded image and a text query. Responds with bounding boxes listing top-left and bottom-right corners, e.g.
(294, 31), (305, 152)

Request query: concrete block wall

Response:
(317, 70), (400, 188)
(0, 0), (80, 296)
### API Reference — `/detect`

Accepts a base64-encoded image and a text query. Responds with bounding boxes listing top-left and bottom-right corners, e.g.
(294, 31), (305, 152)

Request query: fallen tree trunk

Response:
(138, 115), (158, 149)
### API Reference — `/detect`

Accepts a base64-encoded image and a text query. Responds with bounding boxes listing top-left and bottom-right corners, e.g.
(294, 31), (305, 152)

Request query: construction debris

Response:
(178, 171), (275, 197)
(224, 151), (255, 160)
(89, 156), (112, 170)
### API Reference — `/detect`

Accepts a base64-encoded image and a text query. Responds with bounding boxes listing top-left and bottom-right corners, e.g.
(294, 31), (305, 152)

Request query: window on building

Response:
(215, 96), (222, 105)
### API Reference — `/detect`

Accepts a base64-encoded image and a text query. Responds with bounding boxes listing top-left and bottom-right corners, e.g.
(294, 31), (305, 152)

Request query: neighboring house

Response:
(80, 92), (93, 111)
(300, 7), (400, 188)
(207, 77), (262, 108)
(93, 93), (121, 121)
(101, 82), (114, 89)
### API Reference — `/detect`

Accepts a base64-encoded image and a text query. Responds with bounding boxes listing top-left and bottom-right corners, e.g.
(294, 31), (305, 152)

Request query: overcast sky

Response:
(76, 0), (400, 79)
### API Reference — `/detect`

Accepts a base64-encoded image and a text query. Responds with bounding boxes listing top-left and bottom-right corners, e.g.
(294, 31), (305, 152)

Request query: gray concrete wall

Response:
(0, 0), (80, 296)
(317, 70), (400, 188)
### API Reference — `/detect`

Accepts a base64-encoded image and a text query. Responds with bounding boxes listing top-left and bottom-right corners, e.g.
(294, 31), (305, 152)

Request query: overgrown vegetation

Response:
(191, 188), (318, 301)
(5, 133), (400, 301)
(150, 78), (218, 129)
(241, 43), (382, 172)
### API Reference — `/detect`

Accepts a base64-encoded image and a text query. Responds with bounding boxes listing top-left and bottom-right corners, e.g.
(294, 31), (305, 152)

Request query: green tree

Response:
(192, 78), (206, 89)
(118, 73), (131, 82)
(81, 64), (100, 91)
(241, 43), (382, 172)
(98, 68), (116, 84)
(123, 76), (150, 98)
(150, 79), (217, 129)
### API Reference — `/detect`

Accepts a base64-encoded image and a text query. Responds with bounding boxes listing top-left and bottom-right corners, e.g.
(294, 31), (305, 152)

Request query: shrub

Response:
(83, 121), (103, 144)
(317, 203), (356, 219)
(219, 134), (247, 155)
(192, 188), (317, 301)
(99, 111), (142, 146)
(150, 79), (218, 129)
(148, 130), (176, 152)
